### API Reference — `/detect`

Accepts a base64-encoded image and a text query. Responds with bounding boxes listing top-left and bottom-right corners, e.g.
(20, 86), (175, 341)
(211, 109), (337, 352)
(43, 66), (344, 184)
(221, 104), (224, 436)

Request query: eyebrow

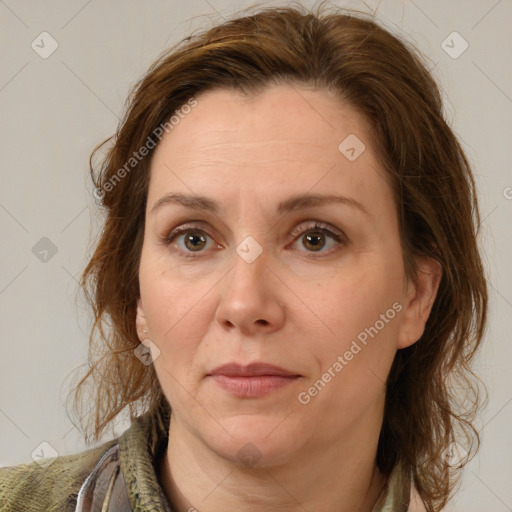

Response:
(150, 192), (370, 217)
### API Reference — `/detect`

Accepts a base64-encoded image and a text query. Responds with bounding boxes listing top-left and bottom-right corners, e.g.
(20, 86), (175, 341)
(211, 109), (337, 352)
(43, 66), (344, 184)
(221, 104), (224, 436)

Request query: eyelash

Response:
(164, 221), (346, 258)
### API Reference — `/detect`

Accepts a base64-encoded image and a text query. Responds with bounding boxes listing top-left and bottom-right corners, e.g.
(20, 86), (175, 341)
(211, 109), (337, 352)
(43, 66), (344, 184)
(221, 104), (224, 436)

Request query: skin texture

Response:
(135, 84), (442, 512)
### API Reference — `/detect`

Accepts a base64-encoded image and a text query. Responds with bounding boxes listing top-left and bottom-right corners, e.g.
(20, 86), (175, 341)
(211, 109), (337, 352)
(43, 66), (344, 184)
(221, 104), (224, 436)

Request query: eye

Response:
(165, 223), (219, 257)
(165, 221), (346, 257)
(288, 221), (345, 254)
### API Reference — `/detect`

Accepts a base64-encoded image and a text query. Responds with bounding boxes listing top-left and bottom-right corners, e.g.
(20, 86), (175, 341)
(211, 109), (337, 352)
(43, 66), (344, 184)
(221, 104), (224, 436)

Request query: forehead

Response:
(154, 84), (370, 164)
(147, 83), (391, 215)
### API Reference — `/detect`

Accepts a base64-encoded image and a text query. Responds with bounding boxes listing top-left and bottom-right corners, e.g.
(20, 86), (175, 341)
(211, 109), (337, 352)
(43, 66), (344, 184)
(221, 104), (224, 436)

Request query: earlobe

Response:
(136, 298), (149, 342)
(397, 257), (442, 349)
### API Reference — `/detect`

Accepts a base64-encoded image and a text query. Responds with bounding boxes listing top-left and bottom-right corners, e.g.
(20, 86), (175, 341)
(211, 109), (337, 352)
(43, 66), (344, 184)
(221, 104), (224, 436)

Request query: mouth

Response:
(207, 362), (302, 398)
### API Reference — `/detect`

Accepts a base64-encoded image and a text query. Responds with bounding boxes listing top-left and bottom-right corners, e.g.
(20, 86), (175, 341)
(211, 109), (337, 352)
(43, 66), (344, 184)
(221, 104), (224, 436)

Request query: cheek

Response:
(300, 258), (404, 405)
(140, 276), (213, 409)
(138, 257), (211, 367)
(140, 243), (211, 327)
(309, 259), (403, 343)
(143, 283), (211, 354)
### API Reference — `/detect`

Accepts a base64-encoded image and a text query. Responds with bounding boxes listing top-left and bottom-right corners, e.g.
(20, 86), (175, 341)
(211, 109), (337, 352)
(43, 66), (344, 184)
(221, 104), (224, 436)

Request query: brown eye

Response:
(290, 222), (345, 254)
(302, 231), (327, 251)
(166, 224), (216, 256)
(183, 231), (207, 251)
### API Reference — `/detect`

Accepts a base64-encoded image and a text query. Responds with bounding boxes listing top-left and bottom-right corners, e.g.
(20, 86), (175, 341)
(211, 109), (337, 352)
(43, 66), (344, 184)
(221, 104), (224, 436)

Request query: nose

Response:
(214, 242), (286, 336)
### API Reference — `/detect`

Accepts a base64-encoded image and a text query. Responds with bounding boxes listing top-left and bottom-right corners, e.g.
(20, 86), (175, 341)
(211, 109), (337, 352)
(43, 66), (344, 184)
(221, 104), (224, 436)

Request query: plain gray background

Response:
(1, 1), (511, 510)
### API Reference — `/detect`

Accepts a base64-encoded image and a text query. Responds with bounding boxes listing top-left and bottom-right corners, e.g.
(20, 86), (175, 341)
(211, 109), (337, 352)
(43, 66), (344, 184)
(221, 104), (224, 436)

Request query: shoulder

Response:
(0, 438), (118, 512)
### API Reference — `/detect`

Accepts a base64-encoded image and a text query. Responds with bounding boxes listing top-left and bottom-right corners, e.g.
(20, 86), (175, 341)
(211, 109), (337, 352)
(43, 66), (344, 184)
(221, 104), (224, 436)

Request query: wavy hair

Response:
(67, 3), (488, 510)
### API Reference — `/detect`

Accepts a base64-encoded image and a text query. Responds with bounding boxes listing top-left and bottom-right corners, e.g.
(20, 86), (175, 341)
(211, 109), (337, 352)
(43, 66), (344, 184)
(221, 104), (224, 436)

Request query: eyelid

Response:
(289, 220), (344, 240)
(164, 222), (219, 247)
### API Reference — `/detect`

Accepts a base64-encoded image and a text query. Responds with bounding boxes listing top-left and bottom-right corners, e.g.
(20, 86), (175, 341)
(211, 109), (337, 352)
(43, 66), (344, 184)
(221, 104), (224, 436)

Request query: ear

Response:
(136, 297), (150, 346)
(397, 256), (442, 349)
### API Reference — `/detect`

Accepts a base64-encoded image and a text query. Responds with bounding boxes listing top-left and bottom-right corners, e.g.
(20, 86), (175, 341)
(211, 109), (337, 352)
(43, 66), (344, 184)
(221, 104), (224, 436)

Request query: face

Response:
(136, 83), (439, 467)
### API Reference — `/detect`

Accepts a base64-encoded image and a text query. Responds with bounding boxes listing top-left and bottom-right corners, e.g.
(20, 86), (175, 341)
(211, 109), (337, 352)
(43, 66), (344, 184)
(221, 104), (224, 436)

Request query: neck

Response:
(158, 415), (388, 512)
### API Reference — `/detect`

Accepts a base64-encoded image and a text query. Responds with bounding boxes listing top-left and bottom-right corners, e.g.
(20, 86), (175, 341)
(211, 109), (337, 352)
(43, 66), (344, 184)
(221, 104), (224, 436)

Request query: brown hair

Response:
(68, 2), (488, 510)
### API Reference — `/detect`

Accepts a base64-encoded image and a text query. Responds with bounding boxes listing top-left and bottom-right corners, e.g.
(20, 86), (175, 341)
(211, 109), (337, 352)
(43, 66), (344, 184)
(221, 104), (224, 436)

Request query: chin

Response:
(200, 413), (309, 469)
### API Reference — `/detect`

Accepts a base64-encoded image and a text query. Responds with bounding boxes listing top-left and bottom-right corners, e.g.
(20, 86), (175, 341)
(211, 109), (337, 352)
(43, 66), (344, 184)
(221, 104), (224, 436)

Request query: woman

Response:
(0, 3), (487, 511)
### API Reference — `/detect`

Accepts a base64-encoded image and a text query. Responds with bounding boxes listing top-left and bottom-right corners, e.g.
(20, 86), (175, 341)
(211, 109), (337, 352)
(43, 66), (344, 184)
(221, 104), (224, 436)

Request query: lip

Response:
(209, 362), (300, 377)
(207, 362), (301, 398)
